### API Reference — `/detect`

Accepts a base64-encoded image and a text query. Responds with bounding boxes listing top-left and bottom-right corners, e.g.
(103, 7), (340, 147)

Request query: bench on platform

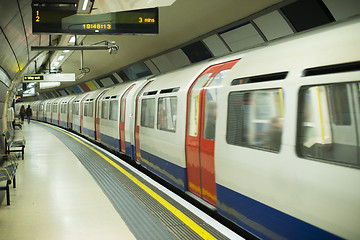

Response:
(0, 154), (18, 205)
(3, 131), (26, 160)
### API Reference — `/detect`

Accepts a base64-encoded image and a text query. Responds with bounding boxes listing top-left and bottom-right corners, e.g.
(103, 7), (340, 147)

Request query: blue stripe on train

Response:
(83, 127), (95, 139)
(140, 149), (186, 191)
(73, 124), (81, 133)
(100, 133), (120, 151)
(216, 184), (342, 240)
(60, 120), (67, 128)
(125, 141), (132, 157)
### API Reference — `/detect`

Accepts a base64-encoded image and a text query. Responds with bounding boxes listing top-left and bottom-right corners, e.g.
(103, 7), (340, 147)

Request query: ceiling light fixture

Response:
(58, 55), (65, 61)
(63, 50), (70, 53)
(82, 0), (89, 10)
(69, 36), (76, 43)
(54, 61), (60, 66)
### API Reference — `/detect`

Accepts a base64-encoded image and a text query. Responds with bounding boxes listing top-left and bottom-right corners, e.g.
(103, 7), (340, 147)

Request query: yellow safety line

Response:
(39, 122), (216, 240)
(316, 88), (325, 141)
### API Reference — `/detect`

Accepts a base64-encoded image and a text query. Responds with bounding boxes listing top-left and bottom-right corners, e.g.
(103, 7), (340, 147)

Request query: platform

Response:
(0, 122), (242, 240)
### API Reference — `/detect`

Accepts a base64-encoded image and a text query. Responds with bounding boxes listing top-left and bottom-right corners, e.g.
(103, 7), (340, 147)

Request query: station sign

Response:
(32, 4), (159, 35)
(23, 73), (75, 82)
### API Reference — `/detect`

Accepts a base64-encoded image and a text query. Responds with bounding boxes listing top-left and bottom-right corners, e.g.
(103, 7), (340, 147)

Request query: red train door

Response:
(51, 103), (53, 123)
(95, 90), (108, 141)
(58, 104), (61, 125)
(185, 59), (240, 206)
(120, 84), (136, 153)
(135, 81), (153, 163)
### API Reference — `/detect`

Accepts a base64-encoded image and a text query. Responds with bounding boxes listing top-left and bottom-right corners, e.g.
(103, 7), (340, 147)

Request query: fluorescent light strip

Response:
(69, 36), (76, 43)
(82, 0), (89, 10)
(58, 55), (65, 61)
(54, 62), (60, 66)
(63, 50), (70, 53)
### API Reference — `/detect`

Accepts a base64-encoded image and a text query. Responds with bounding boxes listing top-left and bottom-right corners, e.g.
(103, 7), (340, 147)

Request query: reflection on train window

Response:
(141, 98), (155, 128)
(61, 104), (66, 114)
(101, 101), (109, 119)
(188, 73), (212, 137)
(203, 70), (229, 140)
(157, 97), (177, 132)
(83, 103), (88, 116)
(109, 100), (118, 121)
(88, 102), (93, 117)
(73, 103), (79, 115)
(84, 102), (93, 117)
(298, 82), (360, 167)
(53, 104), (58, 113)
(227, 88), (284, 152)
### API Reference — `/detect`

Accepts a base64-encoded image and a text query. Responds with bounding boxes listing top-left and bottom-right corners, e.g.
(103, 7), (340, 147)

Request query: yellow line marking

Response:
(316, 88), (325, 141)
(39, 122), (216, 240)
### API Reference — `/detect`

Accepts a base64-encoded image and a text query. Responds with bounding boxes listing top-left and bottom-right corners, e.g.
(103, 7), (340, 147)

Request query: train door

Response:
(120, 84), (136, 153)
(95, 90), (108, 141)
(80, 94), (89, 134)
(185, 59), (239, 206)
(135, 81), (153, 163)
(58, 102), (61, 126)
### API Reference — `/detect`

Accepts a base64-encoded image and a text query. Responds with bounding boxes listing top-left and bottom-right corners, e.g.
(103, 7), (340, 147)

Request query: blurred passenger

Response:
(26, 105), (32, 124)
(263, 117), (283, 151)
(19, 105), (26, 124)
(205, 101), (217, 140)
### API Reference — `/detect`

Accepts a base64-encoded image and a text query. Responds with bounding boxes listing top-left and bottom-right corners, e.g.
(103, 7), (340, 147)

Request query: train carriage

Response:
(44, 98), (56, 123)
(97, 82), (134, 151)
(38, 100), (48, 122)
(51, 97), (63, 126)
(72, 93), (88, 134)
(59, 96), (76, 129)
(82, 88), (108, 139)
(215, 16), (360, 239)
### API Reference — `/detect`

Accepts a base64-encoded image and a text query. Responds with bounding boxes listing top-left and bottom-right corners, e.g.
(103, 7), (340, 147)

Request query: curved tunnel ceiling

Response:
(0, 0), (283, 90)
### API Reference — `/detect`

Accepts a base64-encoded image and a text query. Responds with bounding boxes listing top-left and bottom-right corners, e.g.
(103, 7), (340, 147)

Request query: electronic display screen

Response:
(24, 75), (44, 81)
(32, 5), (159, 35)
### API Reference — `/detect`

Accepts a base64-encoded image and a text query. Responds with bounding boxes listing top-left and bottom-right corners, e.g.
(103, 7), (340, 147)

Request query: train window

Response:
(53, 104), (58, 113)
(188, 73), (212, 136)
(141, 98), (155, 128)
(297, 82), (360, 168)
(227, 88), (284, 152)
(46, 104), (51, 113)
(109, 100), (118, 121)
(73, 103), (79, 116)
(88, 102), (93, 117)
(61, 104), (65, 114)
(157, 97), (177, 132)
(101, 101), (109, 119)
(84, 103), (88, 116)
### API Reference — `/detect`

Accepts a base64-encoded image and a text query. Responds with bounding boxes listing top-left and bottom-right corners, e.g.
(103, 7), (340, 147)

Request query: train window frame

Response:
(141, 98), (156, 128)
(296, 81), (360, 169)
(157, 96), (177, 132)
(226, 88), (285, 153)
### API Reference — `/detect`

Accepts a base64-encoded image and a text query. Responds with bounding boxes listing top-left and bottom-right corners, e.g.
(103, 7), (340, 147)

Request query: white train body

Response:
(25, 17), (360, 239)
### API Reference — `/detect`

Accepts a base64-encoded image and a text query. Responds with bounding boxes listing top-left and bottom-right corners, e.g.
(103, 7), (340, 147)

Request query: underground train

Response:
(21, 16), (360, 239)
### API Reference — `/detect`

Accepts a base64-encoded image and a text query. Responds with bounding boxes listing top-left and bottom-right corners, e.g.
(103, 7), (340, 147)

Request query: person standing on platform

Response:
(26, 105), (32, 124)
(19, 105), (26, 124)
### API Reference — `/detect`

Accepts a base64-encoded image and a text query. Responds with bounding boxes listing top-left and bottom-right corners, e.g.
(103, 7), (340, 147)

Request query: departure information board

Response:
(32, 5), (159, 35)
